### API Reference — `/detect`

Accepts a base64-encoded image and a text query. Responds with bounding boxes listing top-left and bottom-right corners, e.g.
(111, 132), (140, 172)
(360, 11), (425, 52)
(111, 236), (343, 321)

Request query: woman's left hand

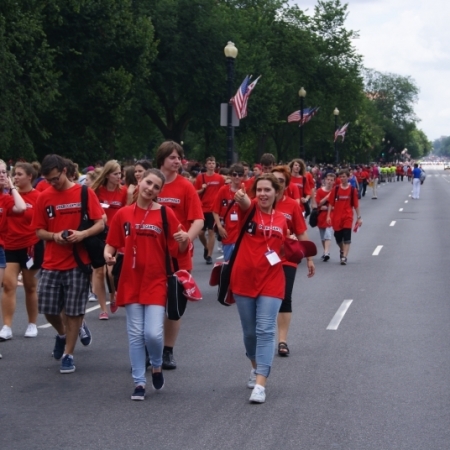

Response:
(306, 259), (315, 278)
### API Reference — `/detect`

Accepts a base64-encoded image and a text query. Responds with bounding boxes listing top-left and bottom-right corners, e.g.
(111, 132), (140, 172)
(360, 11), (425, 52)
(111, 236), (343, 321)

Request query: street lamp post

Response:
(299, 87), (306, 159)
(224, 41), (238, 167)
(334, 107), (339, 164)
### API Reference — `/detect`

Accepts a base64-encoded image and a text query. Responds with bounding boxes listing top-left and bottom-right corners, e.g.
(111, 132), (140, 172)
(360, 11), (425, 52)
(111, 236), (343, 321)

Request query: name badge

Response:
(26, 257), (34, 270)
(265, 250), (281, 266)
(230, 213), (238, 221)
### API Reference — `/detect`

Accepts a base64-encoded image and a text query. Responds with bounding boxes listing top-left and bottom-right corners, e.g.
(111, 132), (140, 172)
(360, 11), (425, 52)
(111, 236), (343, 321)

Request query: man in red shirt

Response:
(195, 156), (224, 265)
(157, 141), (204, 370)
(32, 154), (104, 373)
(326, 169), (362, 265)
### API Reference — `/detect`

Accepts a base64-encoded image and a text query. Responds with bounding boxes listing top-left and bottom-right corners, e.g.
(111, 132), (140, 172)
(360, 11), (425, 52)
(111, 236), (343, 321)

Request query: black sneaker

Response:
(78, 321), (92, 346)
(152, 371), (165, 390)
(52, 335), (66, 360)
(340, 257), (347, 265)
(206, 256), (213, 265)
(60, 354), (76, 374)
(203, 247), (208, 260)
(323, 254), (330, 262)
(162, 350), (177, 370)
(131, 385), (145, 401)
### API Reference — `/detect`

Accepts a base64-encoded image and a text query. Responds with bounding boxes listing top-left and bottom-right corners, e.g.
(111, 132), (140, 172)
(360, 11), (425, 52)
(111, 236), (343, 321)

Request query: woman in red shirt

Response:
(231, 173), (288, 404)
(104, 168), (189, 401)
(288, 159), (313, 213)
(1, 163), (42, 341)
(0, 160), (27, 343)
(271, 166), (315, 357)
(90, 160), (128, 319)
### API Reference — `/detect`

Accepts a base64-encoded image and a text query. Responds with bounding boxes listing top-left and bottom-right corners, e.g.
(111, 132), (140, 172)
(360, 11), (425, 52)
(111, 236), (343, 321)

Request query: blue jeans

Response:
(234, 294), (281, 378)
(223, 244), (235, 262)
(125, 304), (165, 386)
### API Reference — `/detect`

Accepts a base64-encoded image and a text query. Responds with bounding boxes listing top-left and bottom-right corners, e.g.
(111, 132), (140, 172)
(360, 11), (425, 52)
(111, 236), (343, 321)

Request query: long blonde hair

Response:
(91, 160), (121, 192)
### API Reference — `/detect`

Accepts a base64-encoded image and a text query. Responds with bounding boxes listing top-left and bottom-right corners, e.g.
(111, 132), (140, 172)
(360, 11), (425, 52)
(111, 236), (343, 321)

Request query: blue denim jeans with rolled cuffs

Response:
(125, 304), (165, 386)
(234, 294), (281, 378)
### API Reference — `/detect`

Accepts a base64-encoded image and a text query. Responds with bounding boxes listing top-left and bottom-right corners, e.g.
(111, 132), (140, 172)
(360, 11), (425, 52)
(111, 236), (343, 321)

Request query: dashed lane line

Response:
(372, 245), (383, 256)
(326, 300), (353, 330)
(404, 200), (408, 203)
(399, 208), (403, 212)
(390, 221), (396, 226)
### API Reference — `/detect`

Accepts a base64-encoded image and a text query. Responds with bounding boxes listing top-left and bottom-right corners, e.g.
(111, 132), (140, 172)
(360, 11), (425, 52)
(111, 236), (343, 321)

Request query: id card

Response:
(265, 250), (281, 266)
(26, 257), (34, 270)
(230, 213), (238, 222)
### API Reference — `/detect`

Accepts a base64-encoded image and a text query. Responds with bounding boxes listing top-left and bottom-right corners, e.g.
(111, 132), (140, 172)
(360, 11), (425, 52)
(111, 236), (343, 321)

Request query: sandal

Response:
(278, 342), (290, 357)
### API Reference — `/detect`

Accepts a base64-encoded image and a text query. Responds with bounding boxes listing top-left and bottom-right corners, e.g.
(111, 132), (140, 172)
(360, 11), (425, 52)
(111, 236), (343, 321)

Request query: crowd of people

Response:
(0, 145), (422, 403)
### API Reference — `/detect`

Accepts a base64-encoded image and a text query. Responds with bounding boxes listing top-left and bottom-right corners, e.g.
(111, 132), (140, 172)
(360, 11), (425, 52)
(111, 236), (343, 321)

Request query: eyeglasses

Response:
(276, 178), (286, 184)
(231, 172), (244, 177)
(45, 172), (62, 184)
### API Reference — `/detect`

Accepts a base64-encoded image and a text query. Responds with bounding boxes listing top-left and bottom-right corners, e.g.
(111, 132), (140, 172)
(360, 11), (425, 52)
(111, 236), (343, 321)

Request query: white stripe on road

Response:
(37, 302), (110, 329)
(327, 300), (353, 330)
(408, 195), (411, 197)
(405, 200), (408, 203)
(373, 245), (383, 255)
(390, 221), (396, 226)
(399, 208), (403, 211)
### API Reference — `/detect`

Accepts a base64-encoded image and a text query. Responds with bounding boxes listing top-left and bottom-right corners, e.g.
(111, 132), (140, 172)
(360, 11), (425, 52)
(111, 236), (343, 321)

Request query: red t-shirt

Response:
(286, 184), (300, 201)
(32, 184), (104, 270)
(35, 180), (51, 192)
(0, 193), (15, 248)
(95, 185), (128, 224)
(290, 175), (312, 212)
(328, 185), (358, 231)
(195, 172), (225, 212)
(231, 201), (287, 299)
(275, 195), (307, 268)
(213, 185), (241, 245)
(107, 205), (183, 307)
(315, 187), (333, 229)
(157, 174), (204, 271)
(243, 177), (255, 191)
(4, 189), (40, 250)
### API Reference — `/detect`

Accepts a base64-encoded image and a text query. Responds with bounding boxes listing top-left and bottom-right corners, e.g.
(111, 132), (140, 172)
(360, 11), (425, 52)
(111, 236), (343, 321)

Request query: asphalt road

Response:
(1, 168), (450, 450)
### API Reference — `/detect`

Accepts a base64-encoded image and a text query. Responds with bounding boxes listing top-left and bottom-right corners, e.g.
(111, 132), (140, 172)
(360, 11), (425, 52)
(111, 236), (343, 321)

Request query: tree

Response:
(0, 1), (58, 161)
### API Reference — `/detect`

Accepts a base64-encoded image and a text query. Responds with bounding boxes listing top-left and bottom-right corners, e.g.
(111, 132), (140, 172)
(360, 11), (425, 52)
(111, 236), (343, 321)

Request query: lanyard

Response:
(258, 208), (274, 252)
(132, 202), (152, 269)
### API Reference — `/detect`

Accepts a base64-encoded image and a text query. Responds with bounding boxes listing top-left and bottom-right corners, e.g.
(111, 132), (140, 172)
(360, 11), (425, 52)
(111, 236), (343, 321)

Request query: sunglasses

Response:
(45, 172), (63, 184)
(231, 172), (244, 177)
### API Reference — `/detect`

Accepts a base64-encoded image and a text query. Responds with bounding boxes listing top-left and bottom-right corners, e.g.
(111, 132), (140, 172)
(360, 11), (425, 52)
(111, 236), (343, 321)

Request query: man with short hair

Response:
(156, 141), (204, 370)
(32, 154), (104, 373)
(195, 156), (224, 265)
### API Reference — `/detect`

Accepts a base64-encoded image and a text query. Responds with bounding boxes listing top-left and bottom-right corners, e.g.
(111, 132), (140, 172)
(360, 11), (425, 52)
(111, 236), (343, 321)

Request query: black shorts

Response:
(279, 265), (297, 313)
(202, 212), (215, 231)
(5, 240), (44, 270)
(334, 228), (352, 245)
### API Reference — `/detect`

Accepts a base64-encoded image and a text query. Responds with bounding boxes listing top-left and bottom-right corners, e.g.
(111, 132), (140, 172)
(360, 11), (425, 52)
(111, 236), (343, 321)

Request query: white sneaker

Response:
(0, 325), (12, 341)
(24, 323), (38, 338)
(88, 291), (97, 302)
(249, 384), (266, 403)
(247, 369), (256, 389)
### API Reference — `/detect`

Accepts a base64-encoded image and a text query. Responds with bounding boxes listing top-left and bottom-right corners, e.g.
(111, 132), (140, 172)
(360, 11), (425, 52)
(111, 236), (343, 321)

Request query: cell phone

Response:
(62, 230), (72, 240)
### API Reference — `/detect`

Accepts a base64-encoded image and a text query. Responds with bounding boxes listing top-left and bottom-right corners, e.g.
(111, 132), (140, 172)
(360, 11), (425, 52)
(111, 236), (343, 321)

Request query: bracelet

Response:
(11, 187), (17, 190)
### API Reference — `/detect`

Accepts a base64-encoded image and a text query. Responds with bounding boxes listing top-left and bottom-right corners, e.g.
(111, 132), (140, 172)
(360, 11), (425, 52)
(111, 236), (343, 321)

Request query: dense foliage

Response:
(0, 0), (431, 166)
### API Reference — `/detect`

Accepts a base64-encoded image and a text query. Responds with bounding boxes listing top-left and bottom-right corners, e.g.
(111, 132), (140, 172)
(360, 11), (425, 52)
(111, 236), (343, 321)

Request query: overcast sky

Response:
(293, 0), (448, 142)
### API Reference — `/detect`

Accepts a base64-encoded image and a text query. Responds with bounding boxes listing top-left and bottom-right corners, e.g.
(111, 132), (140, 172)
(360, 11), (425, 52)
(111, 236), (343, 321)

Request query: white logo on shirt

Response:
(158, 197), (180, 204)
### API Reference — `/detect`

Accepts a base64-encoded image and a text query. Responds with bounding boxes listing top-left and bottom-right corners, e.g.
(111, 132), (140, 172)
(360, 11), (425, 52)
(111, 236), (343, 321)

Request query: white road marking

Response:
(327, 300), (353, 330)
(373, 245), (383, 255)
(399, 208), (403, 211)
(37, 302), (111, 329)
(404, 200), (408, 203)
(408, 194), (411, 197)
(390, 221), (396, 226)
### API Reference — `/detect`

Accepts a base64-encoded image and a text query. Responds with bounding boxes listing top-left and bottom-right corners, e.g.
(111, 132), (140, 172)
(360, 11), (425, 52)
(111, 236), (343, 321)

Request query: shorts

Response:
(279, 265), (297, 313)
(37, 267), (90, 316)
(334, 228), (352, 245)
(0, 247), (5, 269)
(202, 212), (215, 231)
(5, 241), (44, 270)
(319, 227), (333, 241)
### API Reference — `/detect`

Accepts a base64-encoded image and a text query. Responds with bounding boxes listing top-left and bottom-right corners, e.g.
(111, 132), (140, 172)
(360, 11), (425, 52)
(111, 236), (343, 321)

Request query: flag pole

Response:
(299, 87), (306, 159)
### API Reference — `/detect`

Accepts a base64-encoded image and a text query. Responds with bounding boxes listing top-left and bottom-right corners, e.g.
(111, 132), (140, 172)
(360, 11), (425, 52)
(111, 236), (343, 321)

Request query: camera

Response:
(61, 230), (72, 240)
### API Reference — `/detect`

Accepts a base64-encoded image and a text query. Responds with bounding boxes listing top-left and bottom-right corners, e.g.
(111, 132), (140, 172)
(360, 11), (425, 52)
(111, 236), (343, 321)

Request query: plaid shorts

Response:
(37, 267), (90, 316)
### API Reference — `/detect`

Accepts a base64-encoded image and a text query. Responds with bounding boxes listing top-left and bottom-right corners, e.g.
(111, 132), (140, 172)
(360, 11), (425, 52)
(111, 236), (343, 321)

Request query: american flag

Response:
(287, 107), (319, 126)
(334, 122), (350, 142)
(230, 75), (261, 120)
